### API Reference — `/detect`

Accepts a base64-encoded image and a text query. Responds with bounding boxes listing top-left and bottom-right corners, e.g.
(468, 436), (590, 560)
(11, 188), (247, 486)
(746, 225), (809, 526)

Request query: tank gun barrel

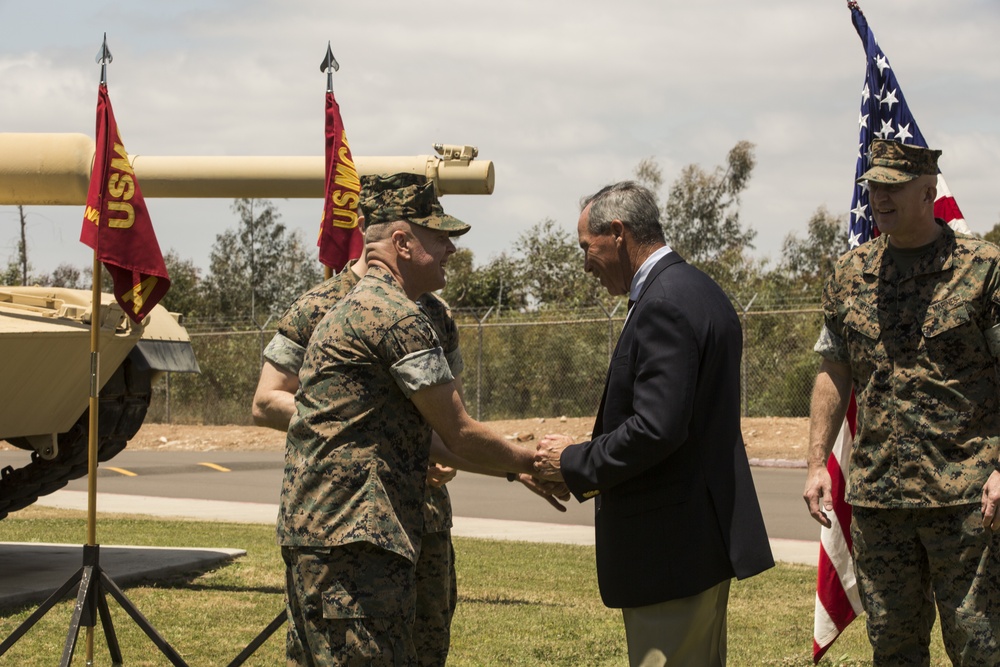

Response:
(0, 133), (494, 205)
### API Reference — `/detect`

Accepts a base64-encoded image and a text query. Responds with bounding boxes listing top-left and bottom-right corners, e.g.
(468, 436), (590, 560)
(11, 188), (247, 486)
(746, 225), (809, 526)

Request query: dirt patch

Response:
(1, 416), (807, 462)
(119, 416), (808, 463)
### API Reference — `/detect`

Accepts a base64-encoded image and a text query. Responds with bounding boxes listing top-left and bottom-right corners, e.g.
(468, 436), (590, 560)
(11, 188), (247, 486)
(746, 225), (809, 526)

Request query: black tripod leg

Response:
(59, 565), (96, 667)
(225, 610), (286, 667)
(0, 567), (83, 656)
(95, 580), (124, 664)
(99, 570), (189, 667)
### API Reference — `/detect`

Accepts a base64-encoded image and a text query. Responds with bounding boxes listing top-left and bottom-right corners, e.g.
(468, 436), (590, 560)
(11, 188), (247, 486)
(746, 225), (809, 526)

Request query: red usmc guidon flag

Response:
(317, 89), (362, 272)
(80, 83), (169, 324)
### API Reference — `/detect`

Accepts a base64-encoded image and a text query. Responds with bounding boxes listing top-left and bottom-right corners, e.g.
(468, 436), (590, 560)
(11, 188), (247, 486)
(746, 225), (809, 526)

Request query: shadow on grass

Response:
(151, 579), (284, 596)
(458, 594), (560, 607)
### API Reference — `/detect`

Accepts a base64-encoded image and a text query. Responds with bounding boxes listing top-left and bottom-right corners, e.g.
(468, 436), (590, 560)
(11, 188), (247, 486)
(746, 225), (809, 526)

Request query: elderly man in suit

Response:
(535, 180), (774, 667)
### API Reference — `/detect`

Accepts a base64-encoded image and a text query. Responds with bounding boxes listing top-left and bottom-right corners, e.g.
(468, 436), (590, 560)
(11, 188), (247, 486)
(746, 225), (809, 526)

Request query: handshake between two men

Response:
(425, 429), (575, 512)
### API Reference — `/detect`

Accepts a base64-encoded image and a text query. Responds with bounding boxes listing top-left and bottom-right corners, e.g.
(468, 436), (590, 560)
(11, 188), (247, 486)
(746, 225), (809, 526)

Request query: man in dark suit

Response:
(535, 180), (774, 667)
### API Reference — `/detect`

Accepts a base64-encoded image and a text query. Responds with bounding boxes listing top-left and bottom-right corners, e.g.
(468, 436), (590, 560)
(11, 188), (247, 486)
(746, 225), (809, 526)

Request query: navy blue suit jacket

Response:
(560, 251), (774, 608)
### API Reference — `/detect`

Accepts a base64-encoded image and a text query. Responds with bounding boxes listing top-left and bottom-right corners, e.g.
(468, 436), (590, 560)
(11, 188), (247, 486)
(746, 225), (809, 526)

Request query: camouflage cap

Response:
(857, 139), (941, 185)
(359, 173), (471, 237)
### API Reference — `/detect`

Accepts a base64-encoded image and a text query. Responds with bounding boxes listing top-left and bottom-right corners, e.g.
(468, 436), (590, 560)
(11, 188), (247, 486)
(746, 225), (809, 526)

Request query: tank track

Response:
(0, 354), (151, 520)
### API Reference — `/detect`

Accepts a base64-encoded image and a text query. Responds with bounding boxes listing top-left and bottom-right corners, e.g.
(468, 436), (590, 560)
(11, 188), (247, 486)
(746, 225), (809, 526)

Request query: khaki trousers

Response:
(621, 579), (731, 667)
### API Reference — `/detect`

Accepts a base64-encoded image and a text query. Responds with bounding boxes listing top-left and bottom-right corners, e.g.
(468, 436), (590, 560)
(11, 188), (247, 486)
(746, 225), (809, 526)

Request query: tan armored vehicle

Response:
(0, 132), (493, 519)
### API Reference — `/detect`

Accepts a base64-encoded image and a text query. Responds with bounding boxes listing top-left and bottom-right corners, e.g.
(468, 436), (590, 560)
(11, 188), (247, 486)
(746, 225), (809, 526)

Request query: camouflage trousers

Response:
(851, 504), (1000, 666)
(282, 543), (417, 667)
(412, 530), (457, 667)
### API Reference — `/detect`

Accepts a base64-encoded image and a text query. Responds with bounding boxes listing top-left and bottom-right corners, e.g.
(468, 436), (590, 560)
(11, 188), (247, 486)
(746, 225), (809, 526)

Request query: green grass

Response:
(0, 507), (950, 666)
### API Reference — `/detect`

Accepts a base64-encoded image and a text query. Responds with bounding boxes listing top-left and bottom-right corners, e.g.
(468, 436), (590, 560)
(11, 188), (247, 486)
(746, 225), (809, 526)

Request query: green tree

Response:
(48, 263), (85, 288)
(632, 156), (664, 193)
(512, 218), (601, 308)
(441, 248), (526, 312)
(0, 260), (22, 286)
(779, 206), (848, 288)
(201, 199), (321, 324)
(983, 218), (1000, 246)
(662, 141), (758, 268)
(159, 250), (204, 318)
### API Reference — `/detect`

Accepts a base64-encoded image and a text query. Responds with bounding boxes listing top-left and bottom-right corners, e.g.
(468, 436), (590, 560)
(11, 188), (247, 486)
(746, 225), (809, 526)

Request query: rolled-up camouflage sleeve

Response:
(391, 347), (454, 397)
(814, 323), (849, 364)
(263, 333), (306, 375)
(381, 313), (453, 397)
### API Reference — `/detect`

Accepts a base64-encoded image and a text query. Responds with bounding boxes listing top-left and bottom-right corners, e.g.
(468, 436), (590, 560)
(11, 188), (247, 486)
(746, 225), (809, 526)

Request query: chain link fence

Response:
(147, 304), (823, 425)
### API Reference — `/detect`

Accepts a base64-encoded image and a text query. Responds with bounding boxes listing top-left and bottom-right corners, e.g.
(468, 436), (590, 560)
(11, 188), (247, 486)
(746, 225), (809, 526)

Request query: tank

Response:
(0, 132), (494, 518)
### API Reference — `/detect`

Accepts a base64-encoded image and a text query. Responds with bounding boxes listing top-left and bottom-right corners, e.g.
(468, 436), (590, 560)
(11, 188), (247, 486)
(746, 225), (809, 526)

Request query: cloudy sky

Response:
(2, 0), (999, 276)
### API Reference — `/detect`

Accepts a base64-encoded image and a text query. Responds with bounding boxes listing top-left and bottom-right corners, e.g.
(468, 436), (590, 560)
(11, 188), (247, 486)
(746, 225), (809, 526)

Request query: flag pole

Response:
(82, 35), (113, 664)
(85, 249), (101, 663)
(320, 42), (339, 280)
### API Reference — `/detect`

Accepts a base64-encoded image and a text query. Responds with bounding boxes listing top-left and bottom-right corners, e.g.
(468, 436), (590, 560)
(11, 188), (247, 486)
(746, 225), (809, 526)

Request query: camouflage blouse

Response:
(816, 225), (1000, 508)
(276, 266), (454, 562)
(264, 263), (462, 534)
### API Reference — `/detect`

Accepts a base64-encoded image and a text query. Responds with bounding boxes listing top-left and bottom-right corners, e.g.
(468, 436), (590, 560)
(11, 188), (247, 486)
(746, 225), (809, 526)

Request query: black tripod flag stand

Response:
(0, 35), (188, 666)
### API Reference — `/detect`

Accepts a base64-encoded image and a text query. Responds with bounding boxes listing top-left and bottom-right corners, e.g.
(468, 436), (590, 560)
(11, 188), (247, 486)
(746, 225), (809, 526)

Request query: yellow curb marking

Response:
(104, 467), (137, 477)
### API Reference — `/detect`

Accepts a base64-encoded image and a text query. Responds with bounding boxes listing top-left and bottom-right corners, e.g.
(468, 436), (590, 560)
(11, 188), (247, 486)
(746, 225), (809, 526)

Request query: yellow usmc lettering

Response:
(120, 275), (159, 316)
(109, 132), (135, 175)
(106, 202), (135, 229)
(331, 209), (359, 230)
(107, 174), (134, 200)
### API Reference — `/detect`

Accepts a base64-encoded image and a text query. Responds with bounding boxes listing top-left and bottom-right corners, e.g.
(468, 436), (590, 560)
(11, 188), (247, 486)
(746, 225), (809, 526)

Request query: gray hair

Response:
(581, 181), (665, 246)
(365, 219), (408, 244)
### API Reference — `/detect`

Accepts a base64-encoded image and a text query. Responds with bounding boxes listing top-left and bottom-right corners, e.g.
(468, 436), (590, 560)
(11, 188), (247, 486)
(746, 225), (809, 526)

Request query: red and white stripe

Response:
(936, 175), (970, 234)
(812, 401), (863, 662)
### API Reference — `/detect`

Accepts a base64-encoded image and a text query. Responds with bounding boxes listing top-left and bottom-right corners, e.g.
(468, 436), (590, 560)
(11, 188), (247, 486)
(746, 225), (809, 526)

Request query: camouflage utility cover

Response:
(277, 265), (454, 562)
(264, 263), (462, 534)
(359, 173), (470, 236)
(858, 139), (941, 185)
(816, 225), (1000, 507)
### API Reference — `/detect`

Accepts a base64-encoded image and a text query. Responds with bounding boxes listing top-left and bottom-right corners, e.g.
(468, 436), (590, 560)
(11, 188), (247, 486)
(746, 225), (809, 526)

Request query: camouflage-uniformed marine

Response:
(265, 263), (461, 666)
(814, 140), (1000, 663)
(278, 264), (452, 665)
(277, 172), (471, 666)
(817, 224), (1000, 507)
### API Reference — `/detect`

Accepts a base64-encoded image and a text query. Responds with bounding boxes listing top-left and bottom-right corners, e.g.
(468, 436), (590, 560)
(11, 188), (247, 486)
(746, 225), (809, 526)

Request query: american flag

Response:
(846, 2), (968, 249)
(812, 3), (969, 662)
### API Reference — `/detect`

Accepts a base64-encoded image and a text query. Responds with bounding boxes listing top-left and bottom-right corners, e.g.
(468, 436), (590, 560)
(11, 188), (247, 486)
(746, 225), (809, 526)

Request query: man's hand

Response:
(534, 433), (573, 482)
(803, 464), (834, 528)
(514, 474), (571, 512)
(981, 470), (1000, 531)
(426, 463), (457, 488)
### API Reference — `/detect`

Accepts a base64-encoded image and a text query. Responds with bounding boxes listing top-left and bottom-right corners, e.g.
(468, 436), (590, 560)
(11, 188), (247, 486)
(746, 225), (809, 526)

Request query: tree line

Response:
(6, 143), (999, 423)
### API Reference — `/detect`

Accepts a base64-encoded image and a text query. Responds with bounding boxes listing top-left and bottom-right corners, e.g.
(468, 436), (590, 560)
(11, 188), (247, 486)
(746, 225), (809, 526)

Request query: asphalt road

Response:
(0, 450), (818, 542)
